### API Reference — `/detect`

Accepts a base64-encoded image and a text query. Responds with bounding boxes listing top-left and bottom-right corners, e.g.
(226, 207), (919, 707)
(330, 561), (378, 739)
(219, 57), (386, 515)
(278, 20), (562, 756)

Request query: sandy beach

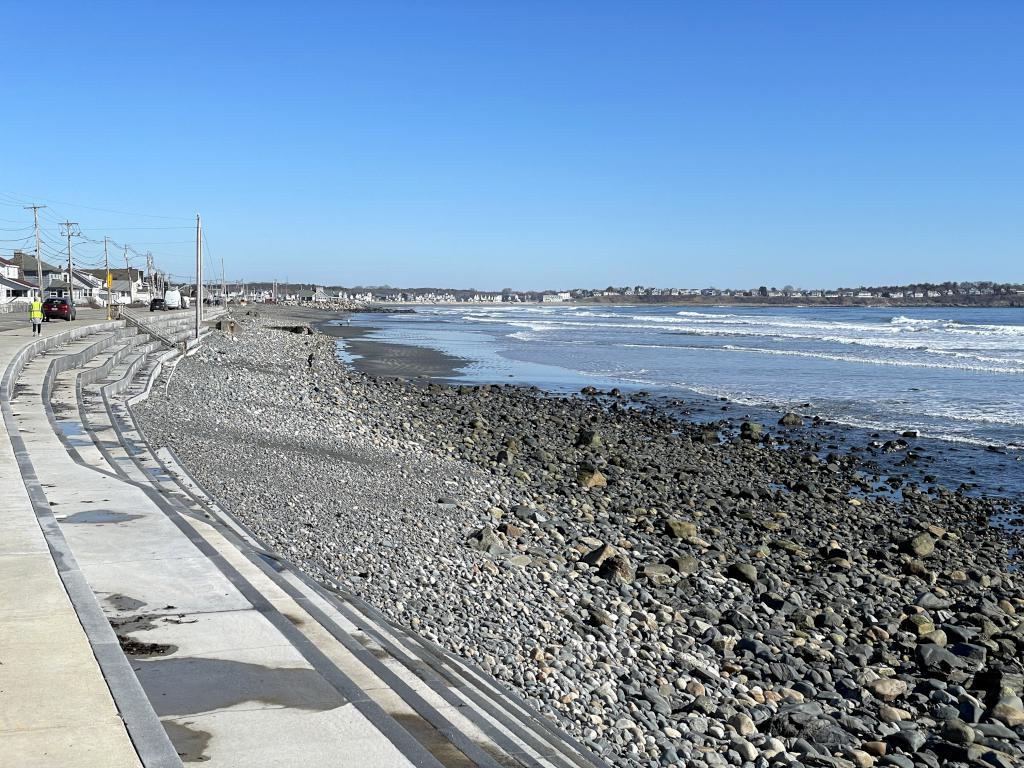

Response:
(319, 321), (467, 379)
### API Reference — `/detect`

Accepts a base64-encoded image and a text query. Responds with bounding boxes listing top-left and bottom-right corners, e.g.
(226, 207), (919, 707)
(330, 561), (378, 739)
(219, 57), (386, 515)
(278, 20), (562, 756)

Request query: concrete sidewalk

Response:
(0, 318), (143, 767)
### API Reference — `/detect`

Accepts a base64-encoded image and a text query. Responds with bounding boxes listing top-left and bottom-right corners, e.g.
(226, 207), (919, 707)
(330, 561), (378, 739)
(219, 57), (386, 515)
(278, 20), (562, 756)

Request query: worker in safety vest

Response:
(29, 297), (43, 335)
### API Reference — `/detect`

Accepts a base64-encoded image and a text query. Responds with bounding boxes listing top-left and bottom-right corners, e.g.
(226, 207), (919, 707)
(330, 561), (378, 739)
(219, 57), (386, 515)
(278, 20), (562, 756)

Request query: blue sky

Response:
(1, 2), (1021, 290)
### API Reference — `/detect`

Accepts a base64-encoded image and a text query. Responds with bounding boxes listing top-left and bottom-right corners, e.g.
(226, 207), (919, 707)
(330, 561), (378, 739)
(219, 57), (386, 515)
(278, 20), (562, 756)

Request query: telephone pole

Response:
(221, 257), (226, 307)
(104, 237), (111, 320)
(60, 221), (80, 302)
(23, 205), (46, 298)
(124, 245), (134, 304)
(195, 214), (203, 338)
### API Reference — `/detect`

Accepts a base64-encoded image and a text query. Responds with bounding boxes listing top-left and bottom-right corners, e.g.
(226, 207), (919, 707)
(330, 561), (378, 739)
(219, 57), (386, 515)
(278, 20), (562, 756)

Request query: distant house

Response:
(109, 280), (150, 305)
(297, 287), (330, 303)
(541, 291), (572, 303)
(47, 270), (103, 302)
(8, 251), (62, 287)
(0, 274), (38, 303)
(82, 268), (150, 304)
(0, 256), (21, 281)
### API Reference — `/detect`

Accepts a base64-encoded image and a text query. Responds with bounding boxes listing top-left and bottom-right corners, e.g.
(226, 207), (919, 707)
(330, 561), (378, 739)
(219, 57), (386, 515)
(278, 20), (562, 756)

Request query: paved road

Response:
(0, 307), (108, 335)
(0, 307), (198, 335)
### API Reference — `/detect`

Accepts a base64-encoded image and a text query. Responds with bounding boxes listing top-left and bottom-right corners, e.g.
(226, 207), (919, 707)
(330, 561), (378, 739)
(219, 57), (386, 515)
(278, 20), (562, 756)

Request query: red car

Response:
(43, 297), (77, 321)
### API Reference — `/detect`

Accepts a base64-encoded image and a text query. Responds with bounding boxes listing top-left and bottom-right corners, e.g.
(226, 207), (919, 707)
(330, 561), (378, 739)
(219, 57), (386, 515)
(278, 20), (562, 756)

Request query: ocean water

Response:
(337, 304), (1024, 498)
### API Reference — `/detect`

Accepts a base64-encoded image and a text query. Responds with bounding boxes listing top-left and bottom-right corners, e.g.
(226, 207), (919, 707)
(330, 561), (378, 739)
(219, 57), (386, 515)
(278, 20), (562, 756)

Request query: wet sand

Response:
(316, 318), (468, 380)
(253, 305), (468, 380)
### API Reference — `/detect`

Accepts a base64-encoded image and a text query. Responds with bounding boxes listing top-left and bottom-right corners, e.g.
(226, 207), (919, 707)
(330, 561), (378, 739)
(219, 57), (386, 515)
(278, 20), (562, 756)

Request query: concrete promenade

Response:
(0, 312), (599, 767)
(0, 315), (144, 766)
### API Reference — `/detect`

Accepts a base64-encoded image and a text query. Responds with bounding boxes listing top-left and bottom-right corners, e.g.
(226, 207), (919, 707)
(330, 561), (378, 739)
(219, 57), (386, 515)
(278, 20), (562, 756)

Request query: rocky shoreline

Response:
(134, 312), (1024, 768)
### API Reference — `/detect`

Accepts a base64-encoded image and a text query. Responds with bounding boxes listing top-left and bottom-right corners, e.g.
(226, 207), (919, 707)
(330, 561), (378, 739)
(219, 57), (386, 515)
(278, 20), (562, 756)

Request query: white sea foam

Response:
(403, 305), (1024, 448)
(715, 344), (1024, 374)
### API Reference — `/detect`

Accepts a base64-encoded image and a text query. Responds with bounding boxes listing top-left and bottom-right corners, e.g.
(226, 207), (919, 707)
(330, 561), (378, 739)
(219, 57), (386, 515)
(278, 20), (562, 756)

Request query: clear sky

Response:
(1, 2), (1021, 290)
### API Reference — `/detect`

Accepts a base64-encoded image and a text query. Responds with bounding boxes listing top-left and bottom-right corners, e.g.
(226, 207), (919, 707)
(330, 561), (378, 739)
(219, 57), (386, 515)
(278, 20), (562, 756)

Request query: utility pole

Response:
(195, 214), (203, 338)
(124, 245), (134, 304)
(60, 221), (80, 302)
(23, 204), (46, 299)
(104, 237), (111, 320)
(220, 257), (226, 307)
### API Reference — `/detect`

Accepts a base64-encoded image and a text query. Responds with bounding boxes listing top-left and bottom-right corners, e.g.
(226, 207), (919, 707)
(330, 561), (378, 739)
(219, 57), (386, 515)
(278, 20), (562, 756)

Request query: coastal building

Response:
(46, 269), (103, 302)
(82, 268), (150, 304)
(297, 287), (330, 303)
(8, 251), (62, 288)
(109, 279), (153, 305)
(0, 274), (38, 303)
(541, 291), (572, 303)
(0, 256), (22, 281)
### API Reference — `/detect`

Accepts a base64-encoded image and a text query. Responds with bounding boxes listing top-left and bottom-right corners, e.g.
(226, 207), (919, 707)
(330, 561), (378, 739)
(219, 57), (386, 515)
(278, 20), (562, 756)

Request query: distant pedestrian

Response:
(29, 297), (43, 335)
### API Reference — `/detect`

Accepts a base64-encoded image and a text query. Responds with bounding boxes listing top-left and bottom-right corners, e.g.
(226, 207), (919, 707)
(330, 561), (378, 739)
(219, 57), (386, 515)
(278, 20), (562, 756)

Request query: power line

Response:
(0, 190), (191, 221)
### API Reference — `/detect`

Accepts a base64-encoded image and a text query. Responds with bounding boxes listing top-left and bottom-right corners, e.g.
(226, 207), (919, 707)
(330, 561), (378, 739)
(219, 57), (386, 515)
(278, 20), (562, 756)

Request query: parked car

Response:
(163, 288), (182, 310)
(43, 297), (76, 321)
(150, 297), (166, 312)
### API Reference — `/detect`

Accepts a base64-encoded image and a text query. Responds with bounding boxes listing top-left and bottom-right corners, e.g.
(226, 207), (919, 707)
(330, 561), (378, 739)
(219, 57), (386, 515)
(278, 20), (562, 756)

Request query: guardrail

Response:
(119, 307), (184, 351)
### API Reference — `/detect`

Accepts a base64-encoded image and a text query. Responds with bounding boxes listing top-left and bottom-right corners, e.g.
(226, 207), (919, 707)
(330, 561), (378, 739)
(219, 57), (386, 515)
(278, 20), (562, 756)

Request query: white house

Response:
(0, 256), (21, 281)
(83, 268), (150, 305)
(0, 275), (38, 304)
(541, 291), (572, 303)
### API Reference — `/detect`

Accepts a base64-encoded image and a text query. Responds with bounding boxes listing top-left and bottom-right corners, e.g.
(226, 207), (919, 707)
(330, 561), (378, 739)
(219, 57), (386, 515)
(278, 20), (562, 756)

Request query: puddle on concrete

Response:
(57, 420), (86, 437)
(62, 510), (143, 524)
(105, 593), (146, 611)
(163, 719), (212, 763)
(117, 633), (177, 657)
(110, 614), (160, 634)
(132, 657), (346, 716)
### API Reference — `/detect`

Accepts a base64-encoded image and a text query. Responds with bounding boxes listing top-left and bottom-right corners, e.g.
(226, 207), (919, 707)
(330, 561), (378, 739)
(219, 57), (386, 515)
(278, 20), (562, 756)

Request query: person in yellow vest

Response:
(29, 296), (44, 335)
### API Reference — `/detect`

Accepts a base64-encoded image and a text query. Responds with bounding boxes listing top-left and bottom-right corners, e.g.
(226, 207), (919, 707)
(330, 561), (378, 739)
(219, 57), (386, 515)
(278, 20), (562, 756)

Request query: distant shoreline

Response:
(571, 296), (1024, 309)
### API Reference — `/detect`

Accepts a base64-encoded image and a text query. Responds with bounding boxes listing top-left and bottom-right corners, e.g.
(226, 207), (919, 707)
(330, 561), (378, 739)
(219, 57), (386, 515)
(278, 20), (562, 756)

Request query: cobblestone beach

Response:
(133, 312), (1024, 768)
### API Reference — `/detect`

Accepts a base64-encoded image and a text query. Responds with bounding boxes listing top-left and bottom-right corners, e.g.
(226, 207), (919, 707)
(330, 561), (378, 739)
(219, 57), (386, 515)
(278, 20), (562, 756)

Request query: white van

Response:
(164, 288), (182, 310)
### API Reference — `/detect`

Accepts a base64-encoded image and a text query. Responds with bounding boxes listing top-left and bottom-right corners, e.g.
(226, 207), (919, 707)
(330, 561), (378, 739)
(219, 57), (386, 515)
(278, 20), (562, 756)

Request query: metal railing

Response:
(0, 301), (30, 314)
(119, 307), (183, 350)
